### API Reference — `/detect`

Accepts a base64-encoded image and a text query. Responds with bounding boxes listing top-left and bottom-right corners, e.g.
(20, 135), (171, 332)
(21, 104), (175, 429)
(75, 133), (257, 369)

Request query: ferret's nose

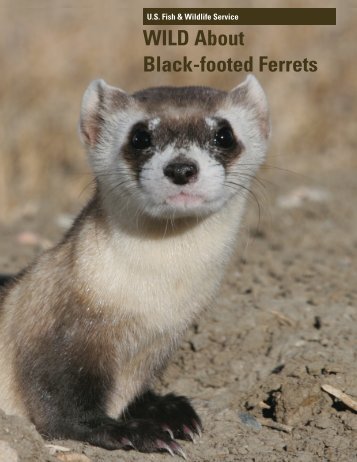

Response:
(163, 161), (198, 185)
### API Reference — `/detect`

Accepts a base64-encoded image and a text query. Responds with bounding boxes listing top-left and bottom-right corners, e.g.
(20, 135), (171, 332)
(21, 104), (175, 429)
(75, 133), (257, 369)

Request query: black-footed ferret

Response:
(0, 75), (270, 457)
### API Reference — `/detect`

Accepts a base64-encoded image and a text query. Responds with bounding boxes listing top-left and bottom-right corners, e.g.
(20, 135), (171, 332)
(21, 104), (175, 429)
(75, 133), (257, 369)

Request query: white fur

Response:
(148, 117), (161, 130)
(205, 117), (216, 128)
(76, 196), (244, 332)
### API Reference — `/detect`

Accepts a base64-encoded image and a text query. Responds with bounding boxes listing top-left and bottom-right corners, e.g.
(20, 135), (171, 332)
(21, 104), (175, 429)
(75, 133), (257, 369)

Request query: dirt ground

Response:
(0, 1), (356, 462)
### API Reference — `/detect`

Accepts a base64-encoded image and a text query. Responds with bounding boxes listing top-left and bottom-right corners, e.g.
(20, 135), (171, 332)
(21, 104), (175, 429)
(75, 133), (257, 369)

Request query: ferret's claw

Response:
(156, 439), (175, 456)
(183, 424), (196, 443)
(120, 437), (135, 449)
(193, 419), (203, 438)
(162, 424), (174, 439)
(156, 439), (187, 459)
(171, 441), (187, 460)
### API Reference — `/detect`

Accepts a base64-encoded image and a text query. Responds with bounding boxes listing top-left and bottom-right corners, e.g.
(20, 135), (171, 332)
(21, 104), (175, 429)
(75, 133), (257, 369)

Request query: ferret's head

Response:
(79, 76), (270, 219)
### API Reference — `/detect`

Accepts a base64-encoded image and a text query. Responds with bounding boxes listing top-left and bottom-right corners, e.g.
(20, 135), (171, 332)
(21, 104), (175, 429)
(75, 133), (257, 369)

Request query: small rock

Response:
(0, 441), (18, 462)
(314, 414), (331, 429)
(238, 412), (262, 430)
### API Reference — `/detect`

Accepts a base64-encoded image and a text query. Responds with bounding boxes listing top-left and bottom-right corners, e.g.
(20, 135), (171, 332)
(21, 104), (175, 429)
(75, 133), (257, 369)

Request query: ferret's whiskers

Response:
(224, 180), (262, 226)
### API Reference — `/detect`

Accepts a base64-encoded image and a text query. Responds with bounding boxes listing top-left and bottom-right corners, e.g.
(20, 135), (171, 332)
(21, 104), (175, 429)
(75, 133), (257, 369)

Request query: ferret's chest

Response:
(78, 222), (232, 331)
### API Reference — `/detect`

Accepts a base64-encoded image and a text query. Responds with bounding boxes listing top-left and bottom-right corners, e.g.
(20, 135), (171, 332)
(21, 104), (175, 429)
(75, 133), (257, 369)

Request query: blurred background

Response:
(0, 0), (355, 225)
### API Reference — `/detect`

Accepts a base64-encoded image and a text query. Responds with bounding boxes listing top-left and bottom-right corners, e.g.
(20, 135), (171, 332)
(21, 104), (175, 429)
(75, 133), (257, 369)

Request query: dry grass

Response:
(0, 0), (355, 221)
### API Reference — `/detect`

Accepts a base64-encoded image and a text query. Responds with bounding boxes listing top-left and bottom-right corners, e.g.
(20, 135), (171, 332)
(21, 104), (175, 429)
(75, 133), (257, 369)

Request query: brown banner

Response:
(143, 8), (336, 26)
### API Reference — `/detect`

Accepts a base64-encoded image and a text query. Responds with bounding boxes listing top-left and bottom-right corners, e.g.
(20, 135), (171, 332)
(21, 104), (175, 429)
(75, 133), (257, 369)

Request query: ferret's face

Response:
(79, 77), (270, 219)
(120, 113), (243, 218)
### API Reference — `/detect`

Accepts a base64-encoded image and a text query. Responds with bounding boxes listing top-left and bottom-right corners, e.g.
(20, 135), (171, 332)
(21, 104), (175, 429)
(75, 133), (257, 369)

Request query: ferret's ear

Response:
(79, 79), (130, 147)
(229, 74), (270, 139)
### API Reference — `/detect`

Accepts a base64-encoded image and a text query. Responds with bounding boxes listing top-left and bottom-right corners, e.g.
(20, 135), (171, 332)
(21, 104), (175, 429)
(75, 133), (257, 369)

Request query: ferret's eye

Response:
(131, 129), (151, 150)
(214, 126), (235, 149)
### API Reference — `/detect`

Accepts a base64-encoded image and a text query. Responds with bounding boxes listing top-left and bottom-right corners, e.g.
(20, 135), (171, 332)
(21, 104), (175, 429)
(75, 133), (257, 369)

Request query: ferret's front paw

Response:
(125, 391), (203, 442)
(121, 419), (186, 458)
